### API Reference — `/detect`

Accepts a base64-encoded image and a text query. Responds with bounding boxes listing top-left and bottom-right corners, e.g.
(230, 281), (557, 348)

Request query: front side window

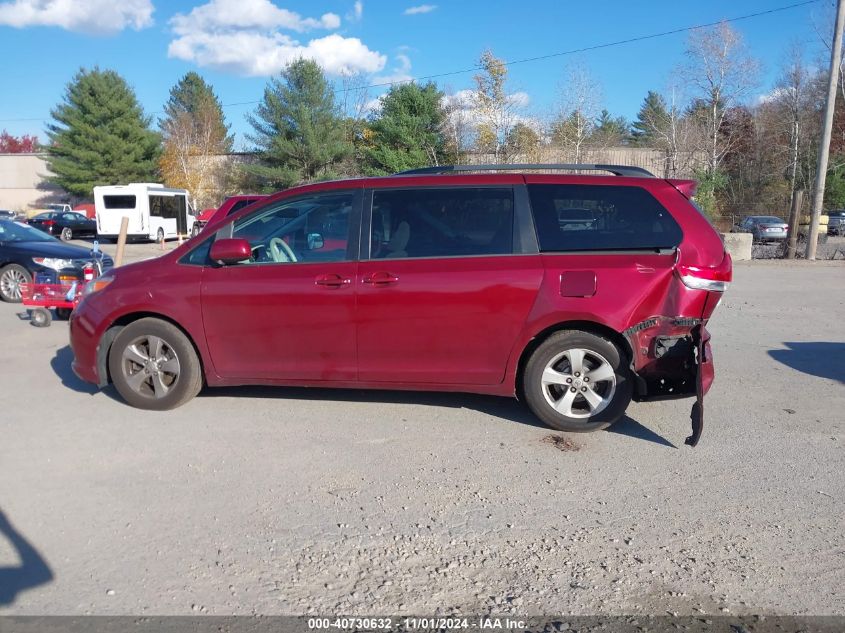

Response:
(369, 188), (514, 259)
(149, 195), (184, 219)
(231, 192), (354, 265)
(528, 184), (682, 252)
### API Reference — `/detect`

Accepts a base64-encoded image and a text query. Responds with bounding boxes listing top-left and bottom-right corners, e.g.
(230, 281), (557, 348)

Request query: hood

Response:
(6, 240), (100, 258)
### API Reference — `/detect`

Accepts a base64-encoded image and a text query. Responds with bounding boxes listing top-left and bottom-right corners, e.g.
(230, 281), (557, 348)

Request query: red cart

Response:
(20, 280), (85, 327)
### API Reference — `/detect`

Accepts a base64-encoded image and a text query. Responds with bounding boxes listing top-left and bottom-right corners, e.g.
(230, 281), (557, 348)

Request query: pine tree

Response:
(631, 91), (670, 146)
(592, 109), (629, 146)
(246, 59), (351, 189)
(46, 68), (161, 197)
(504, 122), (541, 159)
(159, 72), (233, 207)
(364, 82), (449, 175)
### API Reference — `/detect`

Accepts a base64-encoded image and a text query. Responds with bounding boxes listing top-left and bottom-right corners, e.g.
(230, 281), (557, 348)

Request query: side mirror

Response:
(307, 232), (324, 250)
(209, 238), (251, 265)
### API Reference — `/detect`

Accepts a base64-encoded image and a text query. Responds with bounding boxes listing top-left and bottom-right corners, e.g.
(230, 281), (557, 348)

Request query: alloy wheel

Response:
(540, 348), (617, 419)
(0, 268), (28, 301)
(120, 335), (181, 399)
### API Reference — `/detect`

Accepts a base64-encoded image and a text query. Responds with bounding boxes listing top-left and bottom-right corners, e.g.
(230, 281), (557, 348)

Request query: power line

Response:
(0, 0), (824, 124)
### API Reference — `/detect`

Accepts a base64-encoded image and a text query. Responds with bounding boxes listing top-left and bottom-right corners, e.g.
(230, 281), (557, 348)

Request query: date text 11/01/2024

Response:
(307, 617), (527, 630)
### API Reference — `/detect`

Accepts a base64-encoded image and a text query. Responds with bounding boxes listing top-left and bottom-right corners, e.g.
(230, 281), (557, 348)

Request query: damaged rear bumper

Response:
(625, 319), (714, 447)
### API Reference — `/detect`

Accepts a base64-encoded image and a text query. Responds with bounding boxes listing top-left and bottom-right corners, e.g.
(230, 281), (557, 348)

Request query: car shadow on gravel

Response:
(202, 386), (676, 447)
(50, 345), (100, 395)
(606, 416), (676, 448)
(0, 508), (53, 606)
(768, 342), (845, 384)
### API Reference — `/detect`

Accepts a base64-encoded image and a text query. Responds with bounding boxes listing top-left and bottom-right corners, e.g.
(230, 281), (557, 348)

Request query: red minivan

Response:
(70, 165), (731, 444)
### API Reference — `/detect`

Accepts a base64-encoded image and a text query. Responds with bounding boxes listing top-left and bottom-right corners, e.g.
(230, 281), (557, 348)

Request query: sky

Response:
(0, 0), (835, 148)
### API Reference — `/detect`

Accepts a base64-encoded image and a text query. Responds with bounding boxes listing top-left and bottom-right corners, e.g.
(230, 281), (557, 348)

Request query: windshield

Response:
(753, 216), (784, 223)
(0, 220), (56, 242)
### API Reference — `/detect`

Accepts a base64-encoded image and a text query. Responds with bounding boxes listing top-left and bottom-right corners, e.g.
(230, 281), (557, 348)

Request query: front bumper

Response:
(69, 305), (102, 386)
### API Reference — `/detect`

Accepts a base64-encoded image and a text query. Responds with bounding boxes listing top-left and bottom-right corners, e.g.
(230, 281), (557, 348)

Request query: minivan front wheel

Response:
(108, 318), (202, 410)
(523, 331), (632, 432)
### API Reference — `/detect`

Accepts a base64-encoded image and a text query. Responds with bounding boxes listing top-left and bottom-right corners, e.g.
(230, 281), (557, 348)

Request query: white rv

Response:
(94, 183), (195, 242)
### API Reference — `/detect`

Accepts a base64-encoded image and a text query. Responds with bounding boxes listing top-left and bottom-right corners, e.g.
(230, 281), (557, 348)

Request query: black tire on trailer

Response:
(30, 308), (52, 328)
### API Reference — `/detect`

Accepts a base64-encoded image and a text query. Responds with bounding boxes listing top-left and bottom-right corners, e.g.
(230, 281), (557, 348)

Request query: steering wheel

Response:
(269, 237), (297, 263)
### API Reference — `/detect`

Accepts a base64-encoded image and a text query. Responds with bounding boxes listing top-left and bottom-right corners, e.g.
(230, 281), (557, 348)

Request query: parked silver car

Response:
(733, 215), (788, 243)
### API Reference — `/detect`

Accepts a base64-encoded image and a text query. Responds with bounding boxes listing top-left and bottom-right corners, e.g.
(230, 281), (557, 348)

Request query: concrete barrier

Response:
(720, 232), (753, 261)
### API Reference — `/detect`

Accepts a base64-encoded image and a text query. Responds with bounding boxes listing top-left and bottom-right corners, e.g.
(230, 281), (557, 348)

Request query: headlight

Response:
(32, 257), (74, 270)
(82, 273), (115, 296)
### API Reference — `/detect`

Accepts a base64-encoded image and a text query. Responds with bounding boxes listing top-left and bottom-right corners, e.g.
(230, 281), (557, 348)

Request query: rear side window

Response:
(227, 199), (259, 216)
(103, 195), (136, 209)
(370, 188), (514, 259)
(528, 184), (682, 252)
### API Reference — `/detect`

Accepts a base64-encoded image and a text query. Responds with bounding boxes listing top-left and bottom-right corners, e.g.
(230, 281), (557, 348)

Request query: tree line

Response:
(19, 21), (845, 219)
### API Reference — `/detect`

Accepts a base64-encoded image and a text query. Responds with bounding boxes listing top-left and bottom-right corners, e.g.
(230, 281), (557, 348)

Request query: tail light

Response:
(43, 220), (55, 227)
(677, 253), (733, 292)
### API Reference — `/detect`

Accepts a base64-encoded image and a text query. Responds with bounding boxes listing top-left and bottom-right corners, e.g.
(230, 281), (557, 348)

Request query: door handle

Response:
(363, 272), (399, 285)
(315, 274), (350, 288)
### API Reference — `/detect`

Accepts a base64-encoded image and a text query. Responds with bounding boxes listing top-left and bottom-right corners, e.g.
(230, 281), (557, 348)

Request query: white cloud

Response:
(353, 1), (363, 20)
(372, 53), (413, 85)
(443, 90), (531, 121)
(404, 4), (437, 15)
(171, 0), (339, 34)
(168, 0), (385, 77)
(0, 0), (153, 34)
(170, 31), (385, 77)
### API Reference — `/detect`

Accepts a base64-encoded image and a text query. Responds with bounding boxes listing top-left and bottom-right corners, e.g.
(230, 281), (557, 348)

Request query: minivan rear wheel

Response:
(108, 318), (202, 410)
(523, 330), (632, 432)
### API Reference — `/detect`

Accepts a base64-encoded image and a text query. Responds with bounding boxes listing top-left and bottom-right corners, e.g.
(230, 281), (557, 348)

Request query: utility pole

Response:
(807, 0), (845, 259)
(785, 189), (804, 259)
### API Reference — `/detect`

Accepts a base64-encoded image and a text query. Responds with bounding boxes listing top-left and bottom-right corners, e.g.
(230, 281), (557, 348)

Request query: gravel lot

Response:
(0, 250), (843, 616)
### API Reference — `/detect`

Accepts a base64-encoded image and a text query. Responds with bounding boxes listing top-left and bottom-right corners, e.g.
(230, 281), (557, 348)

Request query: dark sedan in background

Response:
(28, 211), (98, 241)
(827, 210), (845, 236)
(0, 220), (113, 302)
(732, 215), (789, 242)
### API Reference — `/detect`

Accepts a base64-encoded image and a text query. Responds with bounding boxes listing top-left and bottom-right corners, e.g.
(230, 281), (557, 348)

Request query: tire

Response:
(522, 330), (632, 432)
(0, 264), (32, 303)
(30, 308), (52, 328)
(108, 318), (202, 410)
(60, 227), (72, 241)
(156, 228), (165, 243)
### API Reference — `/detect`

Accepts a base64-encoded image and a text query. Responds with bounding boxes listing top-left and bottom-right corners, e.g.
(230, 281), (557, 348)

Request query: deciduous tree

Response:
(159, 72), (233, 208)
(682, 22), (759, 175)
(550, 66), (601, 163)
(471, 50), (521, 162)
(0, 131), (39, 153)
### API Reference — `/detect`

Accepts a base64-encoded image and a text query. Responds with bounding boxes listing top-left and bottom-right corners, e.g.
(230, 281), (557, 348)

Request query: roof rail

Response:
(395, 164), (655, 178)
